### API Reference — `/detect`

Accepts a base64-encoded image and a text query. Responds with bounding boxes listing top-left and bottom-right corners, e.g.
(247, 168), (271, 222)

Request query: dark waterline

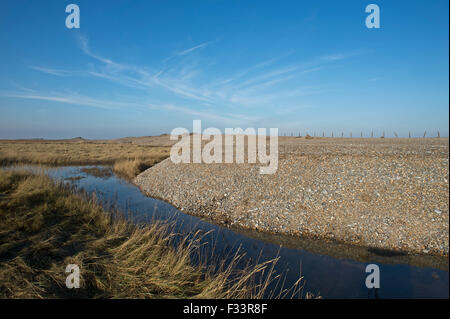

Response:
(9, 165), (449, 298)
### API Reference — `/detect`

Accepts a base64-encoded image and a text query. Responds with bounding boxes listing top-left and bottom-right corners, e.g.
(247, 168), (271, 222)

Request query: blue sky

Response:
(0, 0), (448, 139)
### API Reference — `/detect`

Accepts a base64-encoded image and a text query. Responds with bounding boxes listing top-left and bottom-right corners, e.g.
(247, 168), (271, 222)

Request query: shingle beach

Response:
(135, 137), (449, 256)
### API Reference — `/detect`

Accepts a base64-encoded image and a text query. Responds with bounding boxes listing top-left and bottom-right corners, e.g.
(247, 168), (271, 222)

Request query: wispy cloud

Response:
(159, 103), (254, 124)
(0, 90), (256, 125)
(0, 91), (135, 110)
(176, 41), (211, 56)
(21, 34), (358, 125)
(9, 81), (36, 93)
(319, 51), (361, 62)
(213, 50), (296, 87)
(77, 35), (117, 66)
(29, 66), (80, 77)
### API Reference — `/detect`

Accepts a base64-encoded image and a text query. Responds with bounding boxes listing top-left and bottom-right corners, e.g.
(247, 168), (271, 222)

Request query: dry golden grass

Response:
(0, 141), (170, 178)
(113, 159), (157, 180)
(0, 170), (306, 299)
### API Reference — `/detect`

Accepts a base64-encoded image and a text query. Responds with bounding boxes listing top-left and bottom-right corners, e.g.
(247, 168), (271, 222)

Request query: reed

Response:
(0, 170), (311, 299)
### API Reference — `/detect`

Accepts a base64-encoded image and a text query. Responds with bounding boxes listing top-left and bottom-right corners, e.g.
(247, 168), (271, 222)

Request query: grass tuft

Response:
(0, 170), (308, 299)
(0, 141), (170, 179)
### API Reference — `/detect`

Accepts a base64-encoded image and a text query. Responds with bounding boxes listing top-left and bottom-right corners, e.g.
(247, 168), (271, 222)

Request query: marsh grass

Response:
(0, 141), (170, 179)
(113, 159), (156, 180)
(0, 170), (308, 299)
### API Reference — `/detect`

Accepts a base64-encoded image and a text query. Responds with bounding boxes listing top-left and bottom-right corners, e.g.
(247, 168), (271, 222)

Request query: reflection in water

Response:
(9, 165), (449, 298)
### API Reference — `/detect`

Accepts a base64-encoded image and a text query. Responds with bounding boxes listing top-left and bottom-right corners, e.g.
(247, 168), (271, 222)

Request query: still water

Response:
(24, 165), (449, 298)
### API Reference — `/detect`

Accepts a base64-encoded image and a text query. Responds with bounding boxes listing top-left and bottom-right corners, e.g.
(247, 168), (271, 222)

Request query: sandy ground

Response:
(135, 137), (449, 256)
